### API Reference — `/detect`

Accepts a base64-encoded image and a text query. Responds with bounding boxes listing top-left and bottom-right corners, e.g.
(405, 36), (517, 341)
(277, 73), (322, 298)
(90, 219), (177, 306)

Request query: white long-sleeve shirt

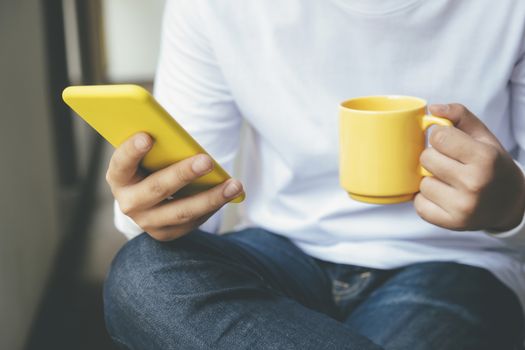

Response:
(115, 0), (525, 312)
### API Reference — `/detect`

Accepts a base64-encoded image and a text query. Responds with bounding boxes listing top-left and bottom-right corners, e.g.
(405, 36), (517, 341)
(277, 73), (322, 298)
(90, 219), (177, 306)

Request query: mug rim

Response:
(340, 95), (427, 114)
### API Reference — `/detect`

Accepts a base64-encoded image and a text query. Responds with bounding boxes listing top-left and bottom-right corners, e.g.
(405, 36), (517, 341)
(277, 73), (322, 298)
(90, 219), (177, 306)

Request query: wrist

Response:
(489, 163), (525, 232)
(490, 203), (524, 232)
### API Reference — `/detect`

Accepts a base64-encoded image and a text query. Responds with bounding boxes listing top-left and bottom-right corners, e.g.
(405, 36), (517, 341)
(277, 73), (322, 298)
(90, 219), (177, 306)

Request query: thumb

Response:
(429, 103), (502, 148)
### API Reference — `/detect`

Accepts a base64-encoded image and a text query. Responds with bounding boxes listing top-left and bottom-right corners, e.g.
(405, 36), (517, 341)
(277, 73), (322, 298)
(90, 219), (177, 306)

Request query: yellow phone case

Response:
(62, 84), (244, 203)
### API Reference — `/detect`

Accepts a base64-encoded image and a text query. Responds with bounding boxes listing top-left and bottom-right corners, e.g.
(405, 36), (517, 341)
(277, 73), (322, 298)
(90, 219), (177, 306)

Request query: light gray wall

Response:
(102, 0), (166, 82)
(0, 1), (61, 349)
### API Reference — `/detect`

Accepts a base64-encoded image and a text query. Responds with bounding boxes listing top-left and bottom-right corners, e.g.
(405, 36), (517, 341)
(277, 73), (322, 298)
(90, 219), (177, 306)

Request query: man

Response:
(103, 1), (525, 349)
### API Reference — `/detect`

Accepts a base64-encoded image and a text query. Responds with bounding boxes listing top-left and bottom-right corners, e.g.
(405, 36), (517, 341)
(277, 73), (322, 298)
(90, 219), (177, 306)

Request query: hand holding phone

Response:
(62, 84), (245, 241)
(106, 132), (243, 241)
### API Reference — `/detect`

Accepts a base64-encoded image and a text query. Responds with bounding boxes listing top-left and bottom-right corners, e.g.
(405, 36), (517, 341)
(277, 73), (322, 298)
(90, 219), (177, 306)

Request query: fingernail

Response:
(192, 155), (213, 175)
(134, 134), (151, 151)
(430, 104), (450, 114)
(223, 180), (242, 198)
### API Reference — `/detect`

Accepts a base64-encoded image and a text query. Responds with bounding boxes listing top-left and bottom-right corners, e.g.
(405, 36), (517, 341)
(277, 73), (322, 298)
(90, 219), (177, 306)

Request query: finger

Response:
(428, 125), (484, 164)
(414, 193), (454, 229)
(419, 176), (456, 214)
(107, 133), (153, 187)
(135, 179), (243, 229)
(420, 147), (465, 187)
(120, 154), (214, 212)
(429, 103), (502, 147)
(145, 211), (216, 242)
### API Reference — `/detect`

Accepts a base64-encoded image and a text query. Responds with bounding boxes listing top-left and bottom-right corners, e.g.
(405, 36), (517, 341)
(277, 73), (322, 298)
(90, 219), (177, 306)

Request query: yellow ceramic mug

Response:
(339, 95), (452, 204)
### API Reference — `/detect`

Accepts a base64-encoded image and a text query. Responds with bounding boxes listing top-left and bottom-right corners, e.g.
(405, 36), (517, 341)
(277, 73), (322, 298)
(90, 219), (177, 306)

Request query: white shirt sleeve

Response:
(114, 0), (243, 239)
(488, 45), (525, 249)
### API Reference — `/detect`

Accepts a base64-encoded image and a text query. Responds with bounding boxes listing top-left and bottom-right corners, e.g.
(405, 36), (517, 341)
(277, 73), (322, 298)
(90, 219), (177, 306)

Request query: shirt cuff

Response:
(113, 200), (144, 240)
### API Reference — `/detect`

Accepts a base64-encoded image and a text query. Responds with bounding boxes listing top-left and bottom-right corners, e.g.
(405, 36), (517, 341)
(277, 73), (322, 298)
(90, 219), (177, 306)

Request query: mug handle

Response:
(420, 115), (453, 176)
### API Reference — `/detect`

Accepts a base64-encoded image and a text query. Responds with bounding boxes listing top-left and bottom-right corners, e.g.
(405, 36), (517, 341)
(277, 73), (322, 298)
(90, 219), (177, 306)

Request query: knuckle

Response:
(119, 202), (134, 216)
(455, 195), (477, 217)
(173, 164), (194, 184)
(134, 214), (153, 231)
(208, 191), (226, 209)
(456, 104), (467, 114)
(463, 172), (488, 194)
(173, 206), (194, 224)
(147, 179), (169, 198)
(105, 169), (113, 185)
(463, 178), (481, 194)
(414, 203), (425, 218)
(118, 195), (138, 216)
(451, 215), (470, 231)
(123, 140), (139, 159)
(430, 128), (448, 147)
(420, 149), (432, 166)
(450, 103), (468, 116)
(479, 145), (499, 165)
(413, 195), (426, 217)
(418, 177), (431, 194)
(118, 202), (132, 216)
(110, 153), (124, 172)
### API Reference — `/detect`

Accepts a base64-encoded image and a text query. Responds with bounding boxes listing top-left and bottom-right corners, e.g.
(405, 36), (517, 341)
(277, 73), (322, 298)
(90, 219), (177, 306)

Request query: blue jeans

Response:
(104, 228), (524, 349)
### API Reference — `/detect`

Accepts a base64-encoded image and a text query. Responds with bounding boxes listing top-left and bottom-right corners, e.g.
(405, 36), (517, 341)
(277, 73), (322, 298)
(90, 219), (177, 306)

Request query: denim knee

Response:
(103, 232), (209, 348)
(103, 233), (157, 346)
(103, 230), (254, 349)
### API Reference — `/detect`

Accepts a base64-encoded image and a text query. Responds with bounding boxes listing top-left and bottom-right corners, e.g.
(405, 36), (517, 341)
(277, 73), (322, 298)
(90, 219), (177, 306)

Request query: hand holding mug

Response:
(339, 96), (525, 232)
(416, 103), (525, 232)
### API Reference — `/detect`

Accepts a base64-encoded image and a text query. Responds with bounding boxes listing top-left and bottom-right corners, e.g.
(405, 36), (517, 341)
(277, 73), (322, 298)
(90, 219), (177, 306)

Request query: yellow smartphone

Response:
(62, 84), (244, 203)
